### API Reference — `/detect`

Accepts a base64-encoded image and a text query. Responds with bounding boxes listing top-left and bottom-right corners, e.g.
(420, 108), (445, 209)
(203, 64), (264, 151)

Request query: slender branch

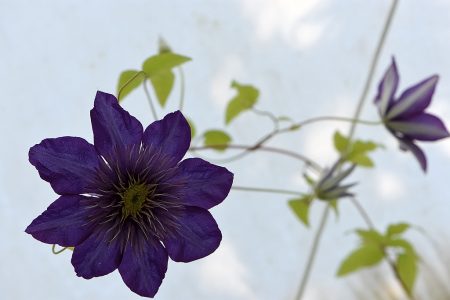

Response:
(295, 1), (399, 299)
(232, 185), (303, 197)
(117, 70), (147, 100)
(251, 107), (280, 130)
(295, 205), (330, 300)
(283, 116), (381, 133)
(347, 0), (399, 139)
(143, 80), (158, 120)
(190, 144), (321, 172)
(178, 67), (185, 111)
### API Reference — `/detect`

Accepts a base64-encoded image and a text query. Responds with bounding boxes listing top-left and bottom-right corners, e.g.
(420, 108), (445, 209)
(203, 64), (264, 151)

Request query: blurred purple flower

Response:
(26, 91), (233, 298)
(374, 57), (449, 172)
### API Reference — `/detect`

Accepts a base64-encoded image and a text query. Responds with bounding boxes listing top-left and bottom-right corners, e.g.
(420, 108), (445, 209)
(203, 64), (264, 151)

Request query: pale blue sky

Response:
(1, 0), (449, 299)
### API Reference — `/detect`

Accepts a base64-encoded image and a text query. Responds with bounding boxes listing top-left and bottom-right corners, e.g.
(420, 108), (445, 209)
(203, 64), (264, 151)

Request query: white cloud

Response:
(198, 241), (255, 299)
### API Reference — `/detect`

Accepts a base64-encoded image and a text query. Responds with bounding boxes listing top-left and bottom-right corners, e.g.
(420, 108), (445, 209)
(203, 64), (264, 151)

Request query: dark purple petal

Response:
(142, 111), (190, 164)
(118, 237), (168, 298)
(90, 91), (143, 160)
(175, 158), (233, 209)
(29, 137), (99, 195)
(71, 228), (123, 279)
(386, 75), (439, 119)
(163, 206), (222, 262)
(398, 138), (427, 172)
(25, 195), (92, 247)
(375, 58), (399, 116)
(387, 113), (450, 141)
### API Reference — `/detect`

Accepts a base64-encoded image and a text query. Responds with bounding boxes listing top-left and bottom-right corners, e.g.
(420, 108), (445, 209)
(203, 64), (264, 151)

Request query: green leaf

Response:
(356, 229), (385, 245)
(117, 70), (145, 101)
(277, 115), (293, 122)
(337, 245), (384, 276)
(142, 53), (191, 77)
(386, 239), (416, 256)
(67, 247), (74, 251)
(348, 154), (374, 167)
(149, 70), (175, 107)
(386, 223), (410, 238)
(396, 252), (418, 296)
(334, 131), (349, 153)
(288, 195), (313, 226)
(225, 81), (259, 124)
(158, 37), (172, 54)
(203, 130), (231, 151)
(186, 117), (196, 138)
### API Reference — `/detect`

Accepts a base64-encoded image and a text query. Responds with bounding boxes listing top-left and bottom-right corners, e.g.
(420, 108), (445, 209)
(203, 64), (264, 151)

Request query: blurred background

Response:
(1, 0), (449, 299)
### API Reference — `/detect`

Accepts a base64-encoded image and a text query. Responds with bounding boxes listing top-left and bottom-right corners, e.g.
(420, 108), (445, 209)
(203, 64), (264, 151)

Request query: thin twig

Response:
(232, 185), (303, 197)
(143, 80), (158, 120)
(295, 205), (330, 300)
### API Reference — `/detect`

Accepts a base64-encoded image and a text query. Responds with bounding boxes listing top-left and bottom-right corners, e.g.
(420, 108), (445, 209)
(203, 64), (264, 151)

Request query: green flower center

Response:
(121, 183), (154, 218)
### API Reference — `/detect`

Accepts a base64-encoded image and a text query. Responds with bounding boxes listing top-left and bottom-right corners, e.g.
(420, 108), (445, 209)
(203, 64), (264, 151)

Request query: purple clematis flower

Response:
(26, 91), (233, 298)
(374, 57), (449, 172)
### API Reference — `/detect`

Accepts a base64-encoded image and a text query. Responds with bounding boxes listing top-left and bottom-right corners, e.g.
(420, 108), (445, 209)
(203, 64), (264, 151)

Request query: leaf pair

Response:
(337, 223), (418, 296)
(117, 52), (191, 106)
(333, 131), (379, 167)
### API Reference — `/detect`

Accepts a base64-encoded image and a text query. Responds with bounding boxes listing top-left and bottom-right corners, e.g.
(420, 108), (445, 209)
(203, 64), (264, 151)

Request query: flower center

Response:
(121, 183), (153, 218)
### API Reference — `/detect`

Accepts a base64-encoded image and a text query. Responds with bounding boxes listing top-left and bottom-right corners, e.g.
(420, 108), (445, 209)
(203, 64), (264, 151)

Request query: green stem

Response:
(178, 67), (185, 111)
(251, 107), (280, 130)
(143, 80), (158, 120)
(189, 144), (322, 172)
(284, 116), (381, 133)
(295, 1), (399, 299)
(117, 71), (147, 100)
(51, 244), (68, 255)
(232, 185), (303, 197)
(295, 205), (330, 300)
(347, 0), (399, 139)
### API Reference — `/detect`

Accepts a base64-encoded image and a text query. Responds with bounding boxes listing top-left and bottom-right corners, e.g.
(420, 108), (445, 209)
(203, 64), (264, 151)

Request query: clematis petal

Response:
(375, 58), (399, 116)
(397, 137), (427, 172)
(386, 75), (439, 119)
(387, 113), (450, 141)
(29, 137), (99, 195)
(25, 195), (92, 247)
(142, 111), (191, 164)
(163, 206), (221, 262)
(175, 158), (233, 209)
(71, 227), (123, 279)
(90, 91), (143, 160)
(118, 236), (168, 298)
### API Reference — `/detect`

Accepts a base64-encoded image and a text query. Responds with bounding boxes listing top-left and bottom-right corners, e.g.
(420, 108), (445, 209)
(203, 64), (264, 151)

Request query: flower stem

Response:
(178, 67), (185, 111)
(232, 185), (303, 197)
(347, 0), (399, 139)
(284, 116), (381, 133)
(143, 80), (158, 120)
(294, 205), (330, 300)
(295, 1), (399, 299)
(190, 144), (322, 172)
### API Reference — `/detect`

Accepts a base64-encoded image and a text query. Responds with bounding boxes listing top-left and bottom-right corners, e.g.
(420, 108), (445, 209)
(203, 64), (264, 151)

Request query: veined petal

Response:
(90, 91), (143, 160)
(387, 113), (450, 141)
(386, 75), (439, 119)
(118, 237), (168, 298)
(175, 158), (233, 209)
(398, 137), (427, 172)
(29, 137), (99, 195)
(25, 195), (92, 247)
(163, 206), (221, 262)
(142, 111), (190, 164)
(71, 227), (123, 279)
(375, 58), (399, 116)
